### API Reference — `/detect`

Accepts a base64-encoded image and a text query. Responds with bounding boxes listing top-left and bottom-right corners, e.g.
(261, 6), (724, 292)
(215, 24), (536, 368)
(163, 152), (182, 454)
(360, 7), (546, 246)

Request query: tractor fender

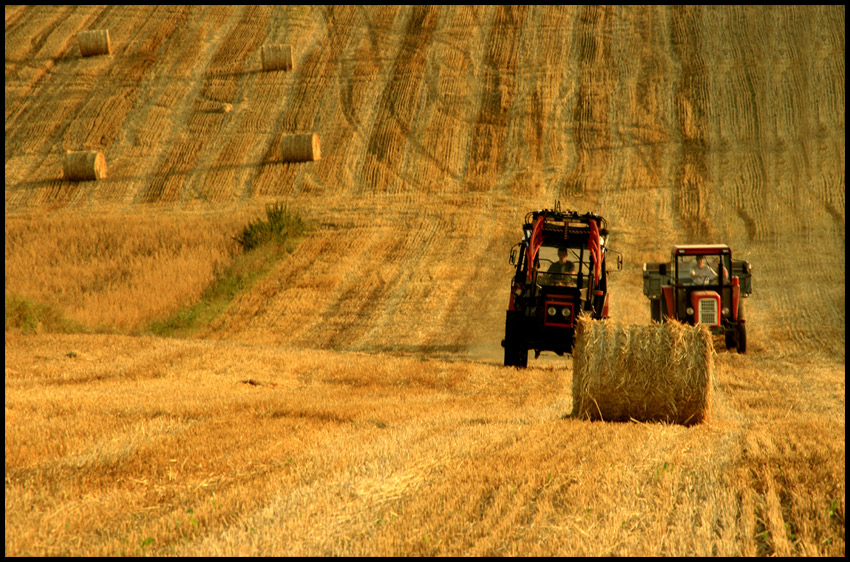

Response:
(731, 276), (740, 320)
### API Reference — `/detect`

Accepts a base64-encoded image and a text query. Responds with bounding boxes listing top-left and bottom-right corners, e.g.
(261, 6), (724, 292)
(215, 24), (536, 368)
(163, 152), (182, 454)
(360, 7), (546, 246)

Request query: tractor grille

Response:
(697, 298), (719, 325)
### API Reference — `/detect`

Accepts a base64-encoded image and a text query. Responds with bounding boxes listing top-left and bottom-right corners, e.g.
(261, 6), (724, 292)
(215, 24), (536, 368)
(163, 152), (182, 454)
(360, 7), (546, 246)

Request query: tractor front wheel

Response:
(735, 301), (747, 354)
(736, 323), (747, 354)
(504, 341), (528, 368)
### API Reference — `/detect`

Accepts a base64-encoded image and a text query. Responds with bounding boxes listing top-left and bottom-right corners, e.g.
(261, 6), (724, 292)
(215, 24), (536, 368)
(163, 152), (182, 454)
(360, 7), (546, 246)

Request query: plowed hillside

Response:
(5, 5), (845, 556)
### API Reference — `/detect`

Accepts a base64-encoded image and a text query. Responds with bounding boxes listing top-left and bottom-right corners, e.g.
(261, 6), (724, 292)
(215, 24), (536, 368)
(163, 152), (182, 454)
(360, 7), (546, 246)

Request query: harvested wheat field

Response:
(5, 5), (844, 556)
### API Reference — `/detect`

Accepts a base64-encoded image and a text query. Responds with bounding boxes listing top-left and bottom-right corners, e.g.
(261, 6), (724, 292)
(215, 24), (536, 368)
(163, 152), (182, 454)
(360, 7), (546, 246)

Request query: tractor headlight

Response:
(721, 307), (730, 317)
(548, 306), (557, 316)
(686, 306), (694, 316)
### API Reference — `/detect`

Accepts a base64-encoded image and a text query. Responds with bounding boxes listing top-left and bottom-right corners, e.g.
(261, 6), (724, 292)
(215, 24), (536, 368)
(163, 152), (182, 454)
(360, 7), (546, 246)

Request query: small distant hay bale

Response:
(281, 133), (321, 162)
(77, 29), (111, 57)
(220, 103), (233, 114)
(64, 150), (107, 181)
(571, 316), (713, 426)
(261, 44), (293, 71)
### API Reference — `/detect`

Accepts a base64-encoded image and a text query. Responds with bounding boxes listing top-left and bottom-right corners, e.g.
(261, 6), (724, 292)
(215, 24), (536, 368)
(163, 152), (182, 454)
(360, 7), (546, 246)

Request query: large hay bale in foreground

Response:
(571, 316), (713, 426)
(281, 133), (321, 162)
(78, 30), (111, 57)
(261, 44), (294, 71)
(64, 150), (107, 181)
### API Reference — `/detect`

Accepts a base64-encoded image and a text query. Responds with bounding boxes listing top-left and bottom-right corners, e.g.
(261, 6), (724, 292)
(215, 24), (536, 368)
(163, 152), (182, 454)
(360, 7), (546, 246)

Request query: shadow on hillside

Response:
(9, 162), (272, 193)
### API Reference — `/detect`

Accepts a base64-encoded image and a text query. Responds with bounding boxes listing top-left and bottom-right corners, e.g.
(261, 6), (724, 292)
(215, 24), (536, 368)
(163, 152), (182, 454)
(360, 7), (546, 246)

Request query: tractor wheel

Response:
(503, 344), (516, 367)
(735, 301), (747, 354)
(736, 323), (747, 354)
(504, 342), (528, 368)
(517, 346), (528, 368)
(725, 330), (736, 350)
(650, 299), (661, 323)
(659, 295), (670, 322)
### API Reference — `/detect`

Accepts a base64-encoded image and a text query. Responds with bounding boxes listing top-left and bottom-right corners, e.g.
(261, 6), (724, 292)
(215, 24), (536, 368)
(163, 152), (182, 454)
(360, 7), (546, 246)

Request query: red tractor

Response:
(642, 244), (753, 352)
(501, 206), (622, 367)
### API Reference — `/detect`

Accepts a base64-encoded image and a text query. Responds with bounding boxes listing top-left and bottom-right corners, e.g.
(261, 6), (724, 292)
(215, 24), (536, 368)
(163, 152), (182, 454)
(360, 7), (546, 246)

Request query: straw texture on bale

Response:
(64, 150), (107, 181)
(571, 316), (713, 426)
(281, 133), (321, 162)
(78, 30), (111, 57)
(261, 44), (293, 71)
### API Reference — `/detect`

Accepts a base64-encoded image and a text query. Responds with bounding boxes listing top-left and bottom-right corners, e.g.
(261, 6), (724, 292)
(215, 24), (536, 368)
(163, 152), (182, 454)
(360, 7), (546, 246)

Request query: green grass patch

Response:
(5, 294), (85, 334)
(148, 203), (306, 338)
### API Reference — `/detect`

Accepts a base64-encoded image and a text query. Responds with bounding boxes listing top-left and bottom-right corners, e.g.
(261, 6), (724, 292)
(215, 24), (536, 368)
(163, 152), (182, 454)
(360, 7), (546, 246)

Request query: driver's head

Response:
(558, 247), (569, 261)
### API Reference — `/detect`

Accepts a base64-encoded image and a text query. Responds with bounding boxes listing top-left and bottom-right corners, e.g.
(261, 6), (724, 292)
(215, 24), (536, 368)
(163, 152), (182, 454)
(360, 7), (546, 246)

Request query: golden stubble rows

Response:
(5, 333), (844, 556)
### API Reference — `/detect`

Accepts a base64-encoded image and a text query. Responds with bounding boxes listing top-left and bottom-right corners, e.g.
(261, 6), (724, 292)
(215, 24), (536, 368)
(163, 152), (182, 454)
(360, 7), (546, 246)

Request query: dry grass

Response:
(4, 333), (844, 556)
(571, 316), (712, 425)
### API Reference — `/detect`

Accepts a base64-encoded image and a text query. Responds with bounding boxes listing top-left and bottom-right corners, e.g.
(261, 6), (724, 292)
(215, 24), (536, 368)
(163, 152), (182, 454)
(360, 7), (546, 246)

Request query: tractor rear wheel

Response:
(650, 299), (662, 323)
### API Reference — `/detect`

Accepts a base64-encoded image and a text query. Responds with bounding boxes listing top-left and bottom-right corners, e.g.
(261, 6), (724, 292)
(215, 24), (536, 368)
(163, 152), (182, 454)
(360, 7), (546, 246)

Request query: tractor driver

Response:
(546, 247), (575, 286)
(690, 255), (718, 285)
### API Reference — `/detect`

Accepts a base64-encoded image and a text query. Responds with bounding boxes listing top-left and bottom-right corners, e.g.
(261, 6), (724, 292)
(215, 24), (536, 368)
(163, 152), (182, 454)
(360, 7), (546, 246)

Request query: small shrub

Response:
(4, 294), (83, 333)
(233, 202), (305, 252)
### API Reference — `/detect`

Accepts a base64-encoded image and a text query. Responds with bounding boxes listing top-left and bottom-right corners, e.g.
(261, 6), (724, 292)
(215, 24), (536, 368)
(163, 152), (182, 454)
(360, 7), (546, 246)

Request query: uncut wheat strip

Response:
(78, 29), (111, 57)
(64, 150), (107, 181)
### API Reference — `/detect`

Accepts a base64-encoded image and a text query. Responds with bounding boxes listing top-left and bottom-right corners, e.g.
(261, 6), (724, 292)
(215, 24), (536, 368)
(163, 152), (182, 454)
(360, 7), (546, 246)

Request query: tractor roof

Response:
(522, 209), (609, 248)
(673, 244), (731, 255)
(524, 209), (608, 233)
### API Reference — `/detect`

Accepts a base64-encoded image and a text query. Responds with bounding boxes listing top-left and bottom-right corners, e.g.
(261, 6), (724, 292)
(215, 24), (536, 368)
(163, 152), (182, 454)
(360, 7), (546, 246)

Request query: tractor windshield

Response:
(676, 254), (731, 286)
(535, 245), (587, 287)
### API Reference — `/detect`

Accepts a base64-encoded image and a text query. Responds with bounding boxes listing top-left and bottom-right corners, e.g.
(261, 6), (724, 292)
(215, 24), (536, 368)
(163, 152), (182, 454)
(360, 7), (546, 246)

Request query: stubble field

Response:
(5, 5), (844, 556)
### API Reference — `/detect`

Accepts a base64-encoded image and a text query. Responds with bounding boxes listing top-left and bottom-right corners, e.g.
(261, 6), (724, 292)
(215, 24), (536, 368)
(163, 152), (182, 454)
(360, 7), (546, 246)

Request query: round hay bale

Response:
(64, 150), (107, 181)
(78, 29), (111, 57)
(281, 133), (321, 162)
(261, 44), (293, 71)
(571, 316), (713, 426)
